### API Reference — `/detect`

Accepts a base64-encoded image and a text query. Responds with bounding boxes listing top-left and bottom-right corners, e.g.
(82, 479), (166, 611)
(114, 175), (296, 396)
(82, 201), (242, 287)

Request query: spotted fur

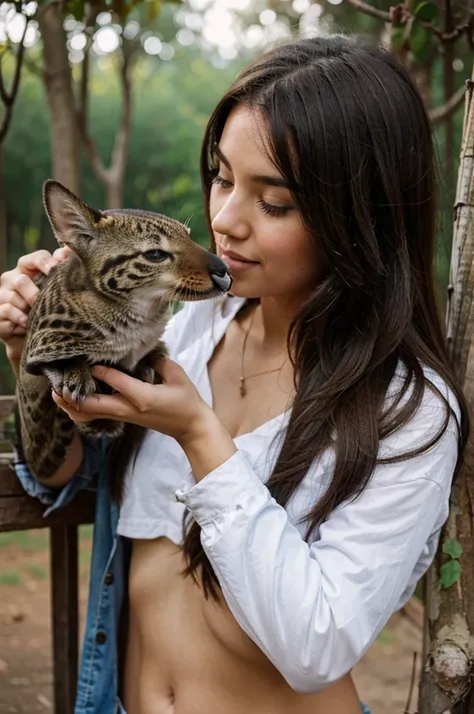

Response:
(16, 180), (231, 482)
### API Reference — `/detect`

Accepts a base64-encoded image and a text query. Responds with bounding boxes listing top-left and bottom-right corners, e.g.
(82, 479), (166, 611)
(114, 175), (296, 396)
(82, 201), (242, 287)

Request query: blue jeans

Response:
(118, 702), (372, 713)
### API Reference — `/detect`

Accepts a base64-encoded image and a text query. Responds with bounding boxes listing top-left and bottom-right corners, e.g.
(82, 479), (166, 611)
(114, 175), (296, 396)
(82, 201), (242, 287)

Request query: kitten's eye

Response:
(143, 249), (171, 263)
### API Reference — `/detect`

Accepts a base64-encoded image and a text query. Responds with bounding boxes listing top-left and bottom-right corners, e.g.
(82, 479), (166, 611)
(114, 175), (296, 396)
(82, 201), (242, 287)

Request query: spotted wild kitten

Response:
(15, 180), (231, 485)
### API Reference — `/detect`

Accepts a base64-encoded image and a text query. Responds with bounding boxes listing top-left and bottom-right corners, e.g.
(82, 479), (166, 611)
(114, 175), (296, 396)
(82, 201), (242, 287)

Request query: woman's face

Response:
(210, 105), (319, 305)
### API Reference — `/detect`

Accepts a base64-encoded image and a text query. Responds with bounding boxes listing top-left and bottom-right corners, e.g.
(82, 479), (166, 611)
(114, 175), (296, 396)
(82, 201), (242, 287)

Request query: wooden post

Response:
(50, 525), (79, 714)
(419, 72), (474, 712)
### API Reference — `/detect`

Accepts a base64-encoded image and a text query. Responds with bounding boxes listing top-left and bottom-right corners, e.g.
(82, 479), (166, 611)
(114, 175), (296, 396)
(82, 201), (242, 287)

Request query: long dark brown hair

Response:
(181, 35), (469, 600)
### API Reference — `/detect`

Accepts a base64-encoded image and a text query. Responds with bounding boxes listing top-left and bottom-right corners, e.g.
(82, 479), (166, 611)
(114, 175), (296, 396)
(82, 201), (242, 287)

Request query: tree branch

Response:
(344, 0), (473, 43)
(0, 15), (29, 143)
(344, 0), (390, 23)
(429, 84), (467, 124)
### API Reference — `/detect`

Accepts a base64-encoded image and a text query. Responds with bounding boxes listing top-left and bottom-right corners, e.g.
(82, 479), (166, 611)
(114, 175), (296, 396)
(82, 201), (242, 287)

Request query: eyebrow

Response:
(214, 145), (290, 189)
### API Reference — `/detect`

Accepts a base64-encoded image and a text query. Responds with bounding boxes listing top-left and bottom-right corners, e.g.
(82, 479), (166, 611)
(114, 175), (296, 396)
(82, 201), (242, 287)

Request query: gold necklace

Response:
(240, 306), (286, 398)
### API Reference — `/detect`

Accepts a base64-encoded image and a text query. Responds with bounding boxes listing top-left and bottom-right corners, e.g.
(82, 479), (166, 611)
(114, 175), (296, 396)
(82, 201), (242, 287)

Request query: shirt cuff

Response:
(174, 449), (266, 527)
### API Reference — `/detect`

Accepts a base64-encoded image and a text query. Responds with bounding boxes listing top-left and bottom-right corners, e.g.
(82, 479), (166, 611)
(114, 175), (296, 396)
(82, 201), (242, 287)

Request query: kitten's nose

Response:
(209, 255), (233, 292)
(211, 272), (232, 291)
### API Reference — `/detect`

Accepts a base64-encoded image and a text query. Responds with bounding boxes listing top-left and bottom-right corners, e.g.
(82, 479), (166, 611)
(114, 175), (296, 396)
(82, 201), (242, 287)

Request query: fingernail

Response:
(20, 317), (28, 326)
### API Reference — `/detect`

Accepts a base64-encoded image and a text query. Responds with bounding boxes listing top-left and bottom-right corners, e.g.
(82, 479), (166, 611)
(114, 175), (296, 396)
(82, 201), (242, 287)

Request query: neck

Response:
(253, 295), (303, 350)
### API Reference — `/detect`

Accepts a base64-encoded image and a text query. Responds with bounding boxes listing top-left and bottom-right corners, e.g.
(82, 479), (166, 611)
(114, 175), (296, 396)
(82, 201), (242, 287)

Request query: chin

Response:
(226, 285), (262, 300)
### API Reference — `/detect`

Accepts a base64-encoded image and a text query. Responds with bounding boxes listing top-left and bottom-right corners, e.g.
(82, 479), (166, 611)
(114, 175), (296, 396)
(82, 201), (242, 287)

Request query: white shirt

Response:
(117, 296), (459, 693)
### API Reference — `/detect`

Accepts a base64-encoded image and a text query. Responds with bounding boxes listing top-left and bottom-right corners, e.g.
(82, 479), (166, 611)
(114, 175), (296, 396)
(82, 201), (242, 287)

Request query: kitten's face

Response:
(43, 181), (232, 302)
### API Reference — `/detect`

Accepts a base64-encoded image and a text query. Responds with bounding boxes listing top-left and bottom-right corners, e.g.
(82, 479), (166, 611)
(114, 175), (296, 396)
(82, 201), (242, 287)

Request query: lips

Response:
(220, 249), (258, 264)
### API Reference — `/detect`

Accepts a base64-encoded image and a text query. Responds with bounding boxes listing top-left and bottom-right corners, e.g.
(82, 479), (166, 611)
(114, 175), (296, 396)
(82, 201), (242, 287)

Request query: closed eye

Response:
(213, 174), (293, 218)
(212, 174), (233, 189)
(143, 249), (171, 263)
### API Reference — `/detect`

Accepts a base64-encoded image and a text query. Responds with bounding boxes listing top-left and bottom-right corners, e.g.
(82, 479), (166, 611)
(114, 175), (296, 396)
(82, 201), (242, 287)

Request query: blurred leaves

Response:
(409, 24), (432, 57)
(62, 0), (182, 22)
(414, 1), (439, 23)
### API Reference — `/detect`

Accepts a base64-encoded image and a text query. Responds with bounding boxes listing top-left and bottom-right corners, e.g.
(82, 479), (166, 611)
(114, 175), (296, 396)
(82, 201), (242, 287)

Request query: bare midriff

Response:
(122, 537), (363, 714)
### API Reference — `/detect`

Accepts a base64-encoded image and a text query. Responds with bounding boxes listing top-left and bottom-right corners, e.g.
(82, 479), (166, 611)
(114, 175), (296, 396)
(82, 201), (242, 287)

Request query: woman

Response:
(0, 35), (468, 714)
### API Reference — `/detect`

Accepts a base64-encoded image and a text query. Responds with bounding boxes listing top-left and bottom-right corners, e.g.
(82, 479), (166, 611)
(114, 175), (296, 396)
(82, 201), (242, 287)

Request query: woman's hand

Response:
(53, 358), (216, 445)
(52, 357), (237, 479)
(0, 247), (71, 369)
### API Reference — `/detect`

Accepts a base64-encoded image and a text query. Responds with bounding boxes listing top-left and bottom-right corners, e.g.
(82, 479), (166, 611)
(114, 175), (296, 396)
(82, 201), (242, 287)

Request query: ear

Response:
(43, 180), (103, 251)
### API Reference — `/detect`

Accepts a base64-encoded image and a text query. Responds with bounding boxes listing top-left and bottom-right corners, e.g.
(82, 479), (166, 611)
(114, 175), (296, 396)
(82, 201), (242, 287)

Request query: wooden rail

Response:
(0, 395), (96, 714)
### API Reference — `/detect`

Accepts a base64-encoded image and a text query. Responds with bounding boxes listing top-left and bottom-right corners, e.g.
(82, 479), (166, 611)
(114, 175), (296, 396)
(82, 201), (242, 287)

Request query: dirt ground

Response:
(0, 528), (423, 714)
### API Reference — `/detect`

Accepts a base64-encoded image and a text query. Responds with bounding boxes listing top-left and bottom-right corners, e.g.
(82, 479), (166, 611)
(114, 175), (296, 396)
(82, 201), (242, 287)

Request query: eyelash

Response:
(211, 174), (291, 218)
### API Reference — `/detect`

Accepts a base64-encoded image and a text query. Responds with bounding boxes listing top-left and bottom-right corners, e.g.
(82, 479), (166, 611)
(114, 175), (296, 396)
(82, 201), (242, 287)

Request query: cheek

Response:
(262, 226), (316, 269)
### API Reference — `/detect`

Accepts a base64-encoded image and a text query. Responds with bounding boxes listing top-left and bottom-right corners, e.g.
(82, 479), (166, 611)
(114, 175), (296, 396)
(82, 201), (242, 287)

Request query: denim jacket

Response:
(14, 437), (124, 714)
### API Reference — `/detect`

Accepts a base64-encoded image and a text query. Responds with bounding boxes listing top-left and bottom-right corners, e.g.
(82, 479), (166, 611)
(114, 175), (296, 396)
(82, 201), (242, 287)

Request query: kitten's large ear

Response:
(43, 180), (103, 251)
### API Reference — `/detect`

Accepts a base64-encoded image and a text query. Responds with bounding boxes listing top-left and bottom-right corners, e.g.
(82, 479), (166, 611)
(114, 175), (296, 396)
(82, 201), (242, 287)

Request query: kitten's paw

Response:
(44, 363), (96, 404)
(62, 367), (96, 404)
(43, 367), (65, 397)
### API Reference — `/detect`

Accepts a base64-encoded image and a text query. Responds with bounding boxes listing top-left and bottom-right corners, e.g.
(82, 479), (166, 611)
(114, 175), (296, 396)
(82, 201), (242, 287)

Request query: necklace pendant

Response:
(239, 376), (246, 397)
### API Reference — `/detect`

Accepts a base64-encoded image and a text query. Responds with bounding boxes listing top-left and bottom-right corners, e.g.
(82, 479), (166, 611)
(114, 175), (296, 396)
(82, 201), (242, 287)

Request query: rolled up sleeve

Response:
(13, 436), (108, 516)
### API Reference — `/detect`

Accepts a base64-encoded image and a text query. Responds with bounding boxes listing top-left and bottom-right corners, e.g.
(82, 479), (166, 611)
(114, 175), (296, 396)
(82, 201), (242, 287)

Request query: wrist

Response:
(178, 404), (220, 448)
(178, 406), (237, 482)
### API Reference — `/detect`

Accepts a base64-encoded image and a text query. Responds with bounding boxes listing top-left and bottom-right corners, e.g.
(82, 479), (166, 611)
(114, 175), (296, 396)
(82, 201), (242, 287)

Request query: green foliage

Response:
(2, 45), (245, 271)
(440, 558), (461, 589)
(408, 24), (431, 58)
(414, 1), (438, 22)
(0, 569), (22, 585)
(64, 0), (174, 22)
(26, 563), (48, 579)
(440, 538), (463, 588)
(0, 530), (49, 551)
(443, 539), (463, 559)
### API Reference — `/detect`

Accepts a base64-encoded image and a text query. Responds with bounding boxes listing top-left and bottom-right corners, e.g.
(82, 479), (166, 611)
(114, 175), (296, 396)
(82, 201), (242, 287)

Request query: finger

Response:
(52, 392), (80, 413)
(58, 388), (82, 409)
(153, 358), (188, 385)
(11, 274), (40, 307)
(91, 365), (152, 411)
(56, 389), (133, 421)
(0, 320), (17, 340)
(11, 323), (27, 336)
(0, 288), (29, 314)
(52, 393), (94, 423)
(52, 246), (72, 262)
(0, 304), (28, 330)
(0, 269), (15, 289)
(17, 250), (57, 276)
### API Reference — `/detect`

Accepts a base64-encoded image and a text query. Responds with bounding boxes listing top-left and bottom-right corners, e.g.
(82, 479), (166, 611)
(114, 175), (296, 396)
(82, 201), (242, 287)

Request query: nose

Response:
(209, 254), (233, 292)
(211, 193), (249, 241)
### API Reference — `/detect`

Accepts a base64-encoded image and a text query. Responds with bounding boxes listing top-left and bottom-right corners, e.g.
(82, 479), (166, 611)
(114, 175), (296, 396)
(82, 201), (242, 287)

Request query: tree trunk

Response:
(78, 47), (132, 209)
(106, 176), (125, 209)
(419, 70), (474, 714)
(37, 1), (80, 195)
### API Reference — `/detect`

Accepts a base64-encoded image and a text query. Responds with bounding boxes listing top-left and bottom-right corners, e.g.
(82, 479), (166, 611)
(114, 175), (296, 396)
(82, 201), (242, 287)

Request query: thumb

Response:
(153, 358), (189, 385)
